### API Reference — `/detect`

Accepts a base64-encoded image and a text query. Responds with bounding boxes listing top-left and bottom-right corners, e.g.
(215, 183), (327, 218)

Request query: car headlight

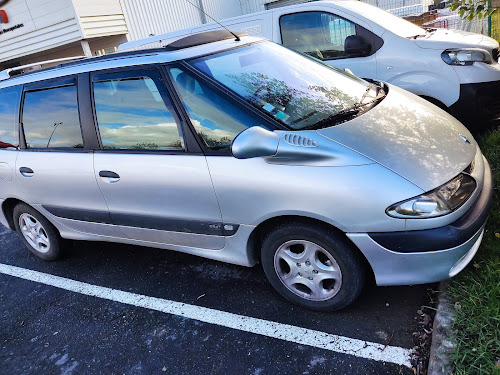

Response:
(387, 173), (476, 218)
(441, 48), (493, 66)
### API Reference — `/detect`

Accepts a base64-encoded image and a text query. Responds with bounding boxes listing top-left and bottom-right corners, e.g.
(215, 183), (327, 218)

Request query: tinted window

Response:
(93, 74), (183, 151)
(23, 85), (83, 149)
(281, 12), (356, 60)
(0, 85), (21, 149)
(170, 67), (267, 149)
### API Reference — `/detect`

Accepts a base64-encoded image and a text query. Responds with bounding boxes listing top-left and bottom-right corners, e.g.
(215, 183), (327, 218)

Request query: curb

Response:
(427, 281), (455, 375)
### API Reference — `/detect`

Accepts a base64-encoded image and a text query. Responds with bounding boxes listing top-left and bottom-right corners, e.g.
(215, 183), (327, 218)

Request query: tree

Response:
(448, 0), (496, 21)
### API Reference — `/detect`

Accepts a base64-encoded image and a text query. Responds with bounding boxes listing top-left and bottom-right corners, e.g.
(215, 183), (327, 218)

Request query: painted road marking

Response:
(0, 263), (411, 367)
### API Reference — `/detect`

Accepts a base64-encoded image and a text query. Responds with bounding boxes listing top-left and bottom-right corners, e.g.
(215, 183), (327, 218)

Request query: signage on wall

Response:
(0, 0), (24, 35)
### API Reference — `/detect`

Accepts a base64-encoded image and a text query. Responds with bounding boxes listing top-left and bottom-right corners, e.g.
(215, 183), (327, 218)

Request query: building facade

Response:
(0, 0), (247, 69)
(0, 0), (437, 69)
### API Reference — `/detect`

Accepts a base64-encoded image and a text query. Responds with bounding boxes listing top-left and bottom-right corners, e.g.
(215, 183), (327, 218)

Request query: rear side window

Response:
(93, 72), (184, 151)
(0, 85), (21, 149)
(280, 12), (356, 60)
(22, 85), (83, 149)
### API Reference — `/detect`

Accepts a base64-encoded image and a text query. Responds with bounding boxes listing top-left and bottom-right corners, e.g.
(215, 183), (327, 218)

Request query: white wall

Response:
(73, 0), (128, 38)
(0, 0), (81, 63)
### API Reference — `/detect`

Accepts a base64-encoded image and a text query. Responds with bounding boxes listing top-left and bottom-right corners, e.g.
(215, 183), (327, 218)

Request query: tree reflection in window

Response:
(190, 42), (371, 130)
(170, 67), (266, 149)
(23, 85), (84, 149)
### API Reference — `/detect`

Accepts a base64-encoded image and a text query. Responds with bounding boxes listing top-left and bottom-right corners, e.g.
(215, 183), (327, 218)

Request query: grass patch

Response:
(447, 127), (500, 374)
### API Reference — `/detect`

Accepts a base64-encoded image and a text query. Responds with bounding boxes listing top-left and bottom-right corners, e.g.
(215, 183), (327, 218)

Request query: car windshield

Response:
(188, 42), (382, 130)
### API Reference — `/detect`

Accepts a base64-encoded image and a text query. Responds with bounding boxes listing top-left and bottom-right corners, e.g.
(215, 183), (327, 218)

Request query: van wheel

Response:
(261, 222), (365, 311)
(13, 203), (62, 261)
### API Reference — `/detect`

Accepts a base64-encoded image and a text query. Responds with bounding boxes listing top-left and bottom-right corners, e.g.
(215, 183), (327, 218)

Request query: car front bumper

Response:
(347, 157), (494, 286)
(449, 80), (500, 128)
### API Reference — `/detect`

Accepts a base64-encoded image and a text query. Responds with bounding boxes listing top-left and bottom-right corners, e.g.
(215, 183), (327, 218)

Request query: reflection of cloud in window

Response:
(22, 86), (82, 148)
(94, 78), (183, 149)
(99, 122), (182, 148)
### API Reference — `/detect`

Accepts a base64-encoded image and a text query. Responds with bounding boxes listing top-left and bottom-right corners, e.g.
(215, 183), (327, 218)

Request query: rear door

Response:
(90, 66), (225, 250)
(15, 75), (119, 236)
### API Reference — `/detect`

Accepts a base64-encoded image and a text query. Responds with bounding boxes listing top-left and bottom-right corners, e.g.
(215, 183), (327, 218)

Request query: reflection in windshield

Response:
(190, 42), (377, 130)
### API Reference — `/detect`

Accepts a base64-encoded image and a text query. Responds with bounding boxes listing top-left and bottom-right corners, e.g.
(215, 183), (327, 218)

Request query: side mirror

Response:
(231, 126), (279, 159)
(344, 35), (371, 57)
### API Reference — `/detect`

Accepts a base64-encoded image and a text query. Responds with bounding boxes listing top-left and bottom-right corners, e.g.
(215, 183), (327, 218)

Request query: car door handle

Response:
(99, 170), (120, 183)
(19, 167), (34, 177)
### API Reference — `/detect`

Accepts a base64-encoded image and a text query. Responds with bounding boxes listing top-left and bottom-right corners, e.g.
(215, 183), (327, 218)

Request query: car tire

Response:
(261, 222), (366, 311)
(13, 203), (62, 261)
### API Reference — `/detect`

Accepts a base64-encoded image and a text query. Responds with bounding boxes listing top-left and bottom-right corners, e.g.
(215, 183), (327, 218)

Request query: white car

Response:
(120, 0), (500, 129)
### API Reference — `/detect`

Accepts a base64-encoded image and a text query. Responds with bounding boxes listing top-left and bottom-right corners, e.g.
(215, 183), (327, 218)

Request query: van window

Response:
(0, 85), (21, 149)
(170, 67), (268, 150)
(93, 74), (183, 151)
(280, 12), (356, 60)
(22, 85), (84, 149)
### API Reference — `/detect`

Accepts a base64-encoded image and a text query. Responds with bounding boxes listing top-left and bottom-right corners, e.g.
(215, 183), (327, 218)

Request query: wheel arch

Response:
(246, 215), (375, 282)
(1, 198), (24, 231)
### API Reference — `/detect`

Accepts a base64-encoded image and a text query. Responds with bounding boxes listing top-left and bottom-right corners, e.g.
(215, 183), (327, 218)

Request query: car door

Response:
(15, 75), (120, 237)
(275, 10), (380, 79)
(90, 66), (226, 250)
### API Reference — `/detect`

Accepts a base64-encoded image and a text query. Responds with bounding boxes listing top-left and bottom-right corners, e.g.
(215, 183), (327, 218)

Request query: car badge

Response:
(459, 134), (471, 144)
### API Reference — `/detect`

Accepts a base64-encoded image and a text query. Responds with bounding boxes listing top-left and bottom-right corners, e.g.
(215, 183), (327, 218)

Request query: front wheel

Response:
(261, 222), (366, 311)
(13, 203), (62, 261)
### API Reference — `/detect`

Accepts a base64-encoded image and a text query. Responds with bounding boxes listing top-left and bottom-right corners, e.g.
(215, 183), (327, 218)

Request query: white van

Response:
(119, 0), (500, 129)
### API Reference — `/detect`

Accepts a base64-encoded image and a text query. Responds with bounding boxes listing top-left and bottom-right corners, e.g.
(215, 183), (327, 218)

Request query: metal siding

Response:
(120, 0), (204, 41)
(264, 0), (312, 9)
(202, 0), (244, 20)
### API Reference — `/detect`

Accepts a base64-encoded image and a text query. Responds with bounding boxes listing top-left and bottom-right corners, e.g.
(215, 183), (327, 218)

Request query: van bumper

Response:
(449, 80), (500, 128)
(347, 158), (493, 286)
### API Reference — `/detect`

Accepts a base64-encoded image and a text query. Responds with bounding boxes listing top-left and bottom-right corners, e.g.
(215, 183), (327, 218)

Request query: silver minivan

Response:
(0, 31), (493, 310)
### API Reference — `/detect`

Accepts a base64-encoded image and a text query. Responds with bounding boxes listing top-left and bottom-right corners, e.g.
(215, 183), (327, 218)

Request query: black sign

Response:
(0, 23), (23, 34)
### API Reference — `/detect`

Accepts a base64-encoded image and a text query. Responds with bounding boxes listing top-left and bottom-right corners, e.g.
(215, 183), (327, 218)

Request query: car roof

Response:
(0, 32), (263, 89)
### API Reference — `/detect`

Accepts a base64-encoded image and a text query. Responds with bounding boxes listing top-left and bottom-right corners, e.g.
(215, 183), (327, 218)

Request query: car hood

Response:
(317, 85), (477, 192)
(414, 28), (498, 50)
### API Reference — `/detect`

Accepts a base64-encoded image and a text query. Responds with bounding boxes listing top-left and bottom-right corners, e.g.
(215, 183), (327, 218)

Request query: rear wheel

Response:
(261, 222), (365, 311)
(13, 203), (62, 261)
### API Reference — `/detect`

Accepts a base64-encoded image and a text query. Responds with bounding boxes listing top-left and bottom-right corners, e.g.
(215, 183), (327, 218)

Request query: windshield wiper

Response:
(305, 84), (386, 130)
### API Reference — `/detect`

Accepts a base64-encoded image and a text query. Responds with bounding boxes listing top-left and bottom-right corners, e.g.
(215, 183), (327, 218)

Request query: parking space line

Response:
(0, 263), (411, 367)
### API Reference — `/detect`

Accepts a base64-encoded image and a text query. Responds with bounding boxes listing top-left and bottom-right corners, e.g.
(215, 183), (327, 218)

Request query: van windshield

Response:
(188, 42), (383, 130)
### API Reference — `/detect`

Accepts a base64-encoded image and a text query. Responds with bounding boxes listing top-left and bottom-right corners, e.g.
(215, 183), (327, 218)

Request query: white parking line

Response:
(0, 263), (411, 367)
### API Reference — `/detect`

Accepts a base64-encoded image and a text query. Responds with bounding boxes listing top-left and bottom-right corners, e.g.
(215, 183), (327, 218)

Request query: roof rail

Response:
(0, 56), (87, 81)
(118, 29), (245, 52)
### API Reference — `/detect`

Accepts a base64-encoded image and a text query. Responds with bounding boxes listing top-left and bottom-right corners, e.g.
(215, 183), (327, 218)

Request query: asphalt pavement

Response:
(0, 224), (434, 375)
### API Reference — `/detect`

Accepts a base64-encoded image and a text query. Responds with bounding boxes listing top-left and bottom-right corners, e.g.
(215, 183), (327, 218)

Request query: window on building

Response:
(280, 12), (357, 60)
(93, 73), (183, 151)
(22, 85), (84, 149)
(0, 85), (21, 149)
(170, 67), (267, 149)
